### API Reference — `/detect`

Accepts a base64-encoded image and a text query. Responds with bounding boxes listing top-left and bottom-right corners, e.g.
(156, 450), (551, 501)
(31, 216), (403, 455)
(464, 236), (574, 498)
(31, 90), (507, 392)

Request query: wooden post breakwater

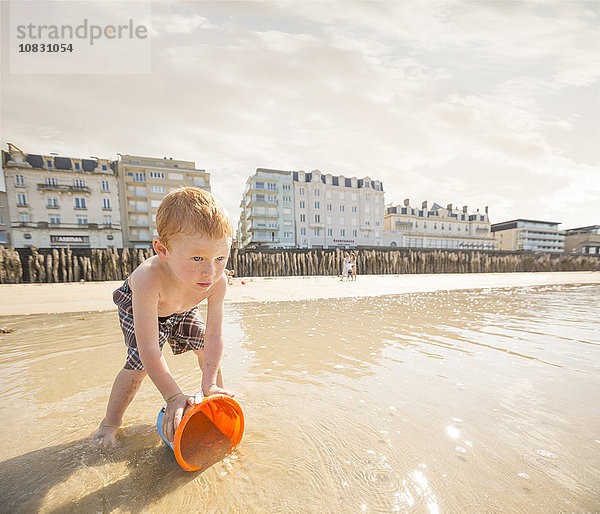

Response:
(1, 245), (599, 284)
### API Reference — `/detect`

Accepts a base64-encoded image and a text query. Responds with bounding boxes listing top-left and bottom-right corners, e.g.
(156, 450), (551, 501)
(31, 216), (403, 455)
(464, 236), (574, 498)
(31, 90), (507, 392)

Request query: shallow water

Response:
(0, 284), (599, 513)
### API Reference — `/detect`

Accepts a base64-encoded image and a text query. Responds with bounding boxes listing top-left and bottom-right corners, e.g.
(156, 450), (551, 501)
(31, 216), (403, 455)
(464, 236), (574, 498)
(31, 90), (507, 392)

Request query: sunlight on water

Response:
(0, 284), (599, 512)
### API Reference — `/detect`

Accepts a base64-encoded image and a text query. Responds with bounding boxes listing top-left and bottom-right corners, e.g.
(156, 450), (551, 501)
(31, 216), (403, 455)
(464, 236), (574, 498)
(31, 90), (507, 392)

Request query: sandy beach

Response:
(2, 271), (600, 315)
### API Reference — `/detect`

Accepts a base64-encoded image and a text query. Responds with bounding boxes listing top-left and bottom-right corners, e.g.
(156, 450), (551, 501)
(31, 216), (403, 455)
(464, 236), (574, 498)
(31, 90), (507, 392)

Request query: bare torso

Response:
(128, 256), (220, 316)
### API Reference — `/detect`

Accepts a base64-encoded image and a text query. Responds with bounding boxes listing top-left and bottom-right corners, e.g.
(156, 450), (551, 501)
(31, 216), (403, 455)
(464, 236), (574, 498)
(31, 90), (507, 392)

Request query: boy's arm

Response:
(131, 274), (193, 442)
(202, 274), (233, 397)
(130, 274), (182, 400)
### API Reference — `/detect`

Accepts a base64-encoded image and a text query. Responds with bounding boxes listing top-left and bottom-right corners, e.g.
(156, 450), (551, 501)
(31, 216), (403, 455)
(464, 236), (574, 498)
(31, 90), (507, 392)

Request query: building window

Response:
(49, 215), (60, 225)
(300, 228), (306, 235)
(46, 160), (53, 168)
(300, 214), (306, 222)
(103, 198), (111, 209)
(77, 215), (88, 225)
(46, 196), (59, 207)
(101, 180), (110, 192)
(45, 177), (57, 185)
(315, 189), (320, 196)
(255, 181), (265, 189)
(73, 179), (85, 188)
(352, 229), (357, 237)
(314, 201), (320, 209)
(299, 187), (304, 195)
(15, 175), (25, 186)
(0, 214), (4, 225)
(134, 172), (146, 182)
(20, 213), (30, 222)
(314, 214), (320, 223)
(151, 185), (166, 193)
(339, 205), (344, 212)
(283, 184), (291, 190)
(375, 221), (379, 227)
(150, 171), (165, 179)
(352, 206), (357, 213)
(283, 195), (291, 202)
(74, 163), (80, 170)
(284, 232), (292, 238)
(17, 193), (27, 206)
(102, 165), (108, 171)
(300, 201), (305, 209)
(314, 229), (320, 236)
(327, 204), (332, 211)
(267, 183), (276, 191)
(327, 228), (333, 236)
(104, 215), (112, 225)
(74, 197), (86, 209)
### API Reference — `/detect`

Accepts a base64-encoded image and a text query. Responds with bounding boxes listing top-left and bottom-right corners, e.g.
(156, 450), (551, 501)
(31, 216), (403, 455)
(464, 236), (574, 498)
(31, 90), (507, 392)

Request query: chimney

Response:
(404, 198), (410, 206)
(485, 206), (488, 214)
(462, 205), (468, 213)
(422, 201), (428, 209)
(447, 203), (453, 211)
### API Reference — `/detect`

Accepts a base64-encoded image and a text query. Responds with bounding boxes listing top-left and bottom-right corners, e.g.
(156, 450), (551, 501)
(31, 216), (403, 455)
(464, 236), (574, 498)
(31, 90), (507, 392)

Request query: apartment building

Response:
(491, 219), (564, 252)
(0, 163), (9, 245)
(564, 225), (600, 254)
(383, 199), (496, 250)
(117, 154), (210, 248)
(293, 170), (384, 249)
(237, 168), (295, 249)
(2, 143), (122, 248)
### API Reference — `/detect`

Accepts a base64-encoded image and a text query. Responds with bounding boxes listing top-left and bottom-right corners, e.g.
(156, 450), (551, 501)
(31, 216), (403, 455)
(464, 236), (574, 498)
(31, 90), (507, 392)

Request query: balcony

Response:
(11, 221), (119, 230)
(247, 211), (278, 219)
(249, 197), (278, 206)
(37, 183), (91, 194)
(249, 224), (279, 232)
(46, 204), (60, 209)
(309, 221), (324, 229)
(127, 204), (148, 213)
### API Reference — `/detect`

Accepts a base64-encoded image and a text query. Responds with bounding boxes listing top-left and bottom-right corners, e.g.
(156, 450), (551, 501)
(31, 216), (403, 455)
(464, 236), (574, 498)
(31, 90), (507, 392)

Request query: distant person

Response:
(95, 187), (234, 447)
(350, 252), (357, 281)
(340, 252), (351, 281)
(225, 268), (235, 285)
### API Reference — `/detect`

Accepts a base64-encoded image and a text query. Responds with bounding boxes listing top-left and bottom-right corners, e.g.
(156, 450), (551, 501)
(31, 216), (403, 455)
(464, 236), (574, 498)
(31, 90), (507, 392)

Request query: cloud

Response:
(1, 0), (598, 230)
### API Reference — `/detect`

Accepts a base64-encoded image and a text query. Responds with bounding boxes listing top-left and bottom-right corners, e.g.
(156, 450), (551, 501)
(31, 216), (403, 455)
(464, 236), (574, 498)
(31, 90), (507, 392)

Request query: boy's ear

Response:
(153, 238), (169, 261)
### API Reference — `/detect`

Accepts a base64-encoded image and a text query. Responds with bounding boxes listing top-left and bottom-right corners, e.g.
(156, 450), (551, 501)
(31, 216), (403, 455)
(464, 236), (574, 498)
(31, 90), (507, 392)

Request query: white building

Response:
(2, 143), (122, 248)
(293, 170), (384, 249)
(383, 199), (496, 250)
(237, 168), (295, 249)
(491, 219), (564, 252)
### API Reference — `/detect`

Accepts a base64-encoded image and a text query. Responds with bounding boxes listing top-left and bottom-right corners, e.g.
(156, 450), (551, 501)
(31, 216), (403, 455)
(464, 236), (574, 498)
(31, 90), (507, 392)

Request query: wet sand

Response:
(1, 279), (599, 512)
(1, 271), (599, 315)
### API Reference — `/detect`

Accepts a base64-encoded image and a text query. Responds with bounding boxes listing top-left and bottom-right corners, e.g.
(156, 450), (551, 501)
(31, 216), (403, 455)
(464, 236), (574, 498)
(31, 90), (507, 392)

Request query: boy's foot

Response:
(94, 420), (119, 448)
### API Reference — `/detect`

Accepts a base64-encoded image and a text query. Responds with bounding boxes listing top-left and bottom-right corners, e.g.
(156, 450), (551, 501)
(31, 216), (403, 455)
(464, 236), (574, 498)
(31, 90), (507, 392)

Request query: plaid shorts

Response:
(113, 280), (205, 371)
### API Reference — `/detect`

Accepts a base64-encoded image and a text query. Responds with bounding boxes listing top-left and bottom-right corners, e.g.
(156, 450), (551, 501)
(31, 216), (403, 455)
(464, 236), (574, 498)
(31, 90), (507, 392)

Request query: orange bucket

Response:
(157, 394), (244, 471)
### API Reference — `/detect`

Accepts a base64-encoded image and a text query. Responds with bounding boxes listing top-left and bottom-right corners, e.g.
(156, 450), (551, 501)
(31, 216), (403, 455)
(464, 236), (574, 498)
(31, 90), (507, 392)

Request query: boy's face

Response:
(159, 232), (231, 291)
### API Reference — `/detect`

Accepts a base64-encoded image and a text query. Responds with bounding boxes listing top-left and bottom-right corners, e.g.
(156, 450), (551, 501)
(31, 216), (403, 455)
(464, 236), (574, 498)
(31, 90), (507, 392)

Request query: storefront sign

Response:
(51, 235), (89, 244)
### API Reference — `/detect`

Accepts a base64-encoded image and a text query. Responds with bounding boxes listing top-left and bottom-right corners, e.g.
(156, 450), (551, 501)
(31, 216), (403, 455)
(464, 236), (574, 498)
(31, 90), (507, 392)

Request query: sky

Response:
(1, 0), (598, 230)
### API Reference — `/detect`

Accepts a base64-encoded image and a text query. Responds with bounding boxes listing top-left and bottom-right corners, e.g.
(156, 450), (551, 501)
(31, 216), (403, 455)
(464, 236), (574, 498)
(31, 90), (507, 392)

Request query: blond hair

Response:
(156, 187), (233, 248)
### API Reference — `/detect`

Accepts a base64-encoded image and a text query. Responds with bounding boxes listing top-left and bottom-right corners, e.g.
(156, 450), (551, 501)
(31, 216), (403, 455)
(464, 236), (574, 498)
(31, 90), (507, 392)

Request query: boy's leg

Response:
(193, 348), (224, 388)
(95, 368), (147, 445)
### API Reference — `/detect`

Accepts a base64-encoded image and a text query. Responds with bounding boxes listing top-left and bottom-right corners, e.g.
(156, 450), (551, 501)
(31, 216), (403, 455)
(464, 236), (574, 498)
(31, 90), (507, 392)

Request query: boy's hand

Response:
(163, 393), (194, 443)
(202, 384), (235, 398)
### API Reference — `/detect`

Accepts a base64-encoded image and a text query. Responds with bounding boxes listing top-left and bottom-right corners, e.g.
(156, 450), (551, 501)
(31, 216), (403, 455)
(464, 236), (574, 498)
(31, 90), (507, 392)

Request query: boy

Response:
(95, 187), (234, 447)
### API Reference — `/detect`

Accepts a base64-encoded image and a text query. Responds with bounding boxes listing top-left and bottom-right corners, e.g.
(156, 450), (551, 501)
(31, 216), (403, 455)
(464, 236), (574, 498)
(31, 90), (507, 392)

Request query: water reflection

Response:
(0, 284), (598, 512)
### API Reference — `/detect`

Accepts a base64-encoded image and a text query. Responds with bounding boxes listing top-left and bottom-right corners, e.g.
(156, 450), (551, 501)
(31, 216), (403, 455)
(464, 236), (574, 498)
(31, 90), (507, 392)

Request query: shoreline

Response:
(2, 271), (599, 316)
